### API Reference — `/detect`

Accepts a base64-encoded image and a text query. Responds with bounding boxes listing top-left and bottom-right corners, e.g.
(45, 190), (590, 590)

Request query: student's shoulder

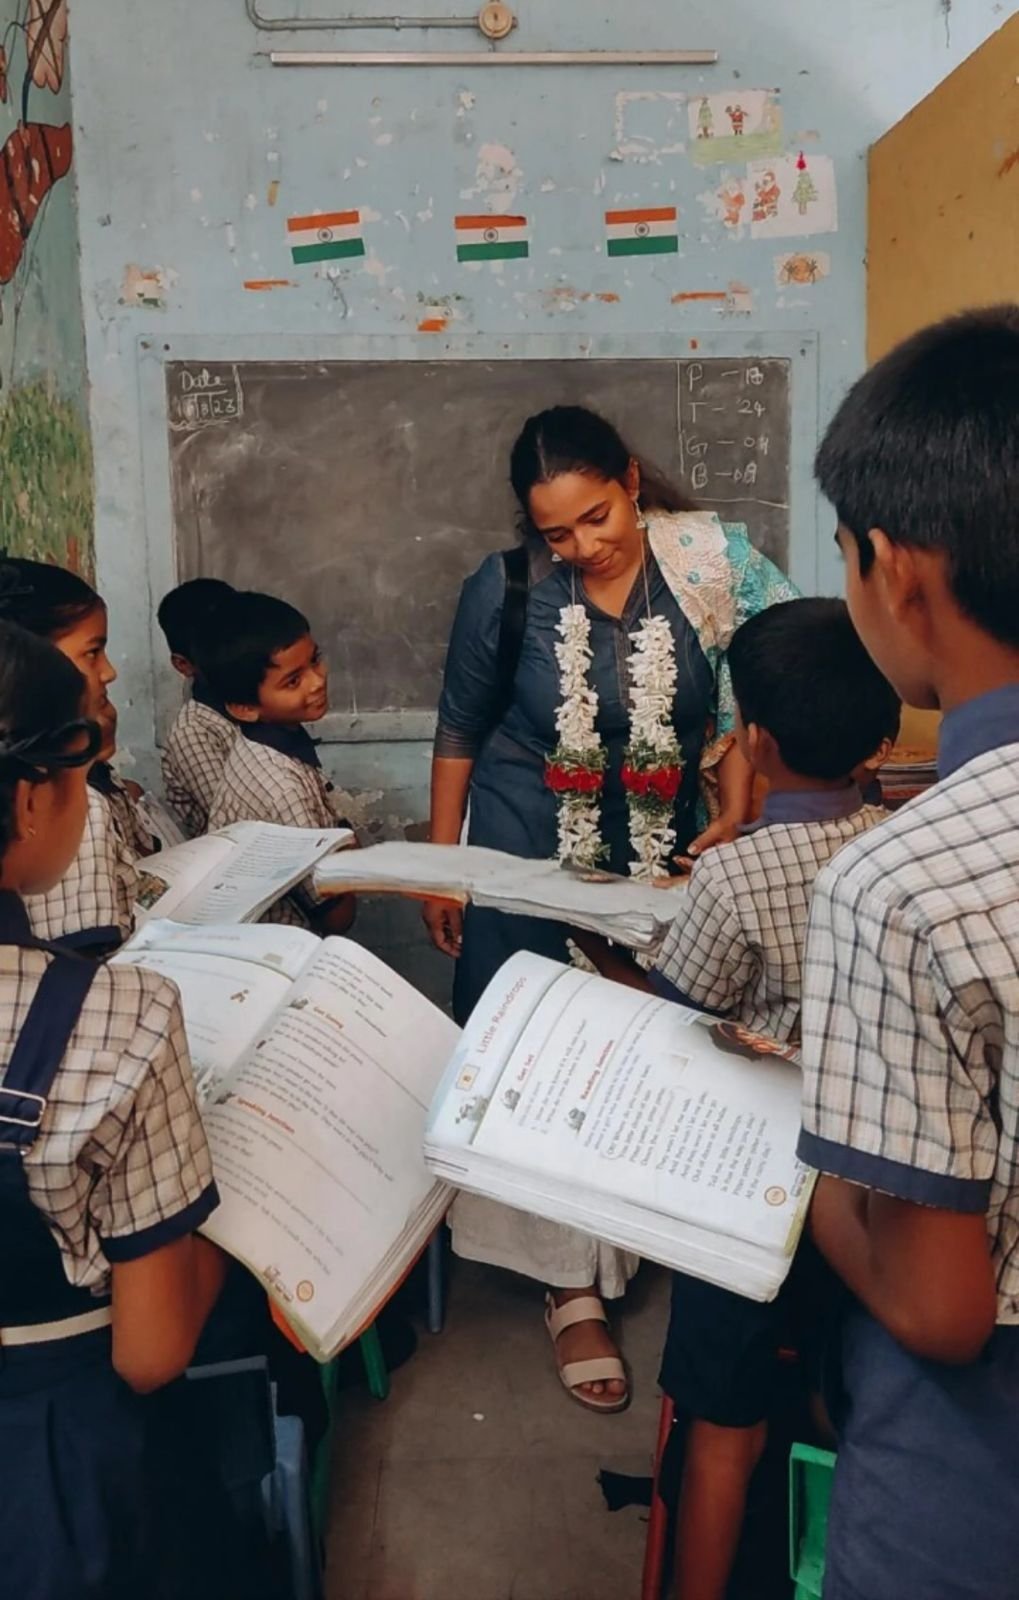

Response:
(816, 752), (1019, 919)
(79, 958), (185, 1050)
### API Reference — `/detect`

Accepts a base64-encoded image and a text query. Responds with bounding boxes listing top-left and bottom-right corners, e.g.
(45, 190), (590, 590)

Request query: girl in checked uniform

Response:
(0, 619), (228, 1598)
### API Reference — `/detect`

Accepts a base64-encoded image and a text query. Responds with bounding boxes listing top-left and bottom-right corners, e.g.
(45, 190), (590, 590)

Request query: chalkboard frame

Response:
(138, 331), (819, 745)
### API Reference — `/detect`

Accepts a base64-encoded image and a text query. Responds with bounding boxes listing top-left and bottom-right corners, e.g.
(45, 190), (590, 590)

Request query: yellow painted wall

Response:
(868, 14), (1019, 362)
(867, 21), (1019, 757)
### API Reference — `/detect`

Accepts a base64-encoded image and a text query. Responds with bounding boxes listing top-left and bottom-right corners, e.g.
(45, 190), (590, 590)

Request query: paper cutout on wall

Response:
(605, 206), (678, 257)
(455, 214), (529, 262)
(774, 250), (831, 286)
(688, 90), (782, 167)
(287, 210), (365, 265)
(748, 153), (837, 240)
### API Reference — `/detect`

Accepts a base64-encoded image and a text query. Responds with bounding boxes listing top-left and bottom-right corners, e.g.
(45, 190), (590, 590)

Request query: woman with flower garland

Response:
(425, 405), (796, 1410)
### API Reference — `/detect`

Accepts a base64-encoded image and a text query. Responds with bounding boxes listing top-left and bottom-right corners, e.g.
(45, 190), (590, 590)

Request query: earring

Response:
(550, 551), (563, 563)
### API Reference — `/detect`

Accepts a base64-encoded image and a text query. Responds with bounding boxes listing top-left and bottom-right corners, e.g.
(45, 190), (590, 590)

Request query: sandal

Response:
(544, 1292), (630, 1415)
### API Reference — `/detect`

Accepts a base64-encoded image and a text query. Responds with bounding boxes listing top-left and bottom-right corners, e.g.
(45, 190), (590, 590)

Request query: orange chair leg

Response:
(641, 1394), (676, 1600)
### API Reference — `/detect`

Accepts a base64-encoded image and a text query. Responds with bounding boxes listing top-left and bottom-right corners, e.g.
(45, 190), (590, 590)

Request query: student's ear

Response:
(170, 652), (195, 679)
(12, 775), (41, 843)
(869, 529), (924, 620)
(624, 458), (641, 503)
(867, 737), (894, 772)
(226, 700), (261, 724)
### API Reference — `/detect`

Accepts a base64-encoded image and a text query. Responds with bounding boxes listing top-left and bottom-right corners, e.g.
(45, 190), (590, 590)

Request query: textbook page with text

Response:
(133, 822), (353, 927)
(117, 920), (455, 1358)
(426, 952), (813, 1302)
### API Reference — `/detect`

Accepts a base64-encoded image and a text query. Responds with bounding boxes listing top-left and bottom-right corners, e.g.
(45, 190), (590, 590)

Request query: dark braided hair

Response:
(0, 622), (100, 859)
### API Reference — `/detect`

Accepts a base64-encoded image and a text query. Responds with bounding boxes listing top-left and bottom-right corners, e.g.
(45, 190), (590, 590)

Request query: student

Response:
(851, 694), (900, 806)
(158, 576), (237, 836)
(798, 306), (1019, 1600)
(0, 559), (146, 951)
(205, 589), (355, 932)
(580, 596), (897, 1600)
(0, 618), (228, 1598)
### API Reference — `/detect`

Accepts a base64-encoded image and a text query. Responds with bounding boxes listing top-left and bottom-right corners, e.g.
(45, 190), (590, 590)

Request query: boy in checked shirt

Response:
(581, 595), (897, 1600)
(204, 589), (355, 933)
(799, 307), (1019, 1600)
(158, 578), (237, 836)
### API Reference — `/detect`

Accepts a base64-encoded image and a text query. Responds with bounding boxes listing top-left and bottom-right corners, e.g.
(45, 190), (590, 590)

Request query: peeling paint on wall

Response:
(460, 141), (523, 212)
(609, 90), (686, 163)
(120, 262), (173, 308)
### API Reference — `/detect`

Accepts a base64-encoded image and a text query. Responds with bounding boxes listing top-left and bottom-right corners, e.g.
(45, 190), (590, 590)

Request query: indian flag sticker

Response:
(455, 214), (529, 263)
(605, 207), (679, 258)
(287, 210), (365, 265)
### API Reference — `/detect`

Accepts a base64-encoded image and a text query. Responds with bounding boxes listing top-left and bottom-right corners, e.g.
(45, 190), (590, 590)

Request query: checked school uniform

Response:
(652, 785), (887, 1041)
(208, 722), (344, 926)
(0, 890), (218, 1599)
(162, 683), (237, 838)
(657, 787), (887, 1427)
(799, 684), (1019, 1600)
(90, 762), (158, 859)
(24, 786), (139, 954)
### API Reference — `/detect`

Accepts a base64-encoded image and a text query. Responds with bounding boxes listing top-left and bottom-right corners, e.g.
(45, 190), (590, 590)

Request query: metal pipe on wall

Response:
(267, 47), (720, 65)
(246, 0), (480, 30)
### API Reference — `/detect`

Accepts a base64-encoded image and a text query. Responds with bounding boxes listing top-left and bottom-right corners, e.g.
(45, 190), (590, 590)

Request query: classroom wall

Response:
(0, 0), (92, 571)
(68, 1), (1003, 992)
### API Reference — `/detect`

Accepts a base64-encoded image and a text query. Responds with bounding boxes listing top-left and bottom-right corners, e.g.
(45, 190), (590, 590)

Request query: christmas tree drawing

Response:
(793, 152), (818, 216)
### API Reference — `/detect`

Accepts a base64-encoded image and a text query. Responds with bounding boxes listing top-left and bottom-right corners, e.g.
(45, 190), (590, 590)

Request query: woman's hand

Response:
(674, 811), (744, 869)
(422, 899), (464, 958)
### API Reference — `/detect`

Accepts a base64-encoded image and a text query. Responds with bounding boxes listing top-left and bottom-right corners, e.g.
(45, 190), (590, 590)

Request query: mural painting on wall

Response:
(0, 0), (92, 574)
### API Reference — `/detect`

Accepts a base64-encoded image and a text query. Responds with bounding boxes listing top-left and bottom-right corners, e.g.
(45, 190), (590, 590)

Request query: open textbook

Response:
(426, 953), (814, 1303)
(314, 841), (686, 952)
(133, 822), (353, 926)
(114, 920), (456, 1361)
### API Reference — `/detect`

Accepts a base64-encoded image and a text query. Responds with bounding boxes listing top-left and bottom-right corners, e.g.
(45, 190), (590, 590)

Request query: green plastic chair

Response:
(311, 1324), (389, 1539)
(789, 1442), (836, 1600)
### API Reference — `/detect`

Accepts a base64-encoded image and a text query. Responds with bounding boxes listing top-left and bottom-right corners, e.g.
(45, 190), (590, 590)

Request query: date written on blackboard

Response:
(168, 364), (244, 432)
(676, 358), (789, 509)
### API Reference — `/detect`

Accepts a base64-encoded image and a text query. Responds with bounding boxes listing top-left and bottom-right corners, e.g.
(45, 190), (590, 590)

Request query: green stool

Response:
(311, 1324), (389, 1540)
(789, 1442), (836, 1600)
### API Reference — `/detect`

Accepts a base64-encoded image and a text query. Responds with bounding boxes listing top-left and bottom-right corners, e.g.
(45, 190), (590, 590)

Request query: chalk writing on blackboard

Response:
(676, 357), (790, 564)
(168, 364), (244, 432)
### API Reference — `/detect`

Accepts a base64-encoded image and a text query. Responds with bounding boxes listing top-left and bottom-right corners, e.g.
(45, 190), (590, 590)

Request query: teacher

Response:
(424, 406), (796, 1412)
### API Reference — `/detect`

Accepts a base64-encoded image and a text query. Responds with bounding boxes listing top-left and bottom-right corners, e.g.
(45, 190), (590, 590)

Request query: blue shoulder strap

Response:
(0, 954), (98, 1152)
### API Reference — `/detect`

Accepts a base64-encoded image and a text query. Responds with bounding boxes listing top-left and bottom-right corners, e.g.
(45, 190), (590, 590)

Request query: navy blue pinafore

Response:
(0, 909), (159, 1600)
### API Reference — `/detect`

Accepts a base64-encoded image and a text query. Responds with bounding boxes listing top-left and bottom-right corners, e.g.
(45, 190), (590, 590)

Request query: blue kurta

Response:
(436, 544), (714, 1022)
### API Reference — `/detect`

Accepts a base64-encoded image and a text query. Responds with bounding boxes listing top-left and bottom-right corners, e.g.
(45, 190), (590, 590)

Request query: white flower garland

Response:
(624, 615), (682, 879)
(549, 604), (606, 869)
(547, 604), (682, 880)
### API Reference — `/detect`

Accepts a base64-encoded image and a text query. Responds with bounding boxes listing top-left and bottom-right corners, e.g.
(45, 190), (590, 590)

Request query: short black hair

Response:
(816, 305), (1019, 648)
(157, 577), (235, 662)
(727, 598), (901, 781)
(201, 590), (310, 706)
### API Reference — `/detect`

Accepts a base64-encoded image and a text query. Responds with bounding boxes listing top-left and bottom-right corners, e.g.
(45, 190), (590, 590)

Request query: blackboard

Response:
(166, 357), (790, 723)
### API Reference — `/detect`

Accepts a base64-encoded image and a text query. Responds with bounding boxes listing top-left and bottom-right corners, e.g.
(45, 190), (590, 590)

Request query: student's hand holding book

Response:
(422, 898), (464, 957)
